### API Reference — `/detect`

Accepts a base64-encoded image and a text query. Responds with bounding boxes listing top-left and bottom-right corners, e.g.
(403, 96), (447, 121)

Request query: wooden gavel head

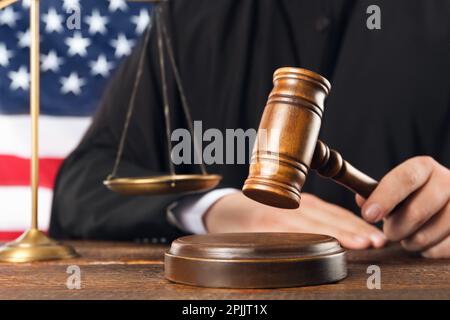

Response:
(243, 67), (378, 209)
(243, 67), (331, 209)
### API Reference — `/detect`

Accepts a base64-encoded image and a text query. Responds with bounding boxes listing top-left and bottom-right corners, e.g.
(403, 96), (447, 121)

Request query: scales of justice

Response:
(0, 0), (381, 288)
(0, 0), (221, 263)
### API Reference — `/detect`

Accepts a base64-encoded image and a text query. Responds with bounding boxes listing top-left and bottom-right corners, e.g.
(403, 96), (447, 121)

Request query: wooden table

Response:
(0, 241), (449, 299)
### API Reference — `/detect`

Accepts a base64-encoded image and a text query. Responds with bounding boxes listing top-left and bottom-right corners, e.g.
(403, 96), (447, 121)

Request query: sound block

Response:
(165, 233), (347, 288)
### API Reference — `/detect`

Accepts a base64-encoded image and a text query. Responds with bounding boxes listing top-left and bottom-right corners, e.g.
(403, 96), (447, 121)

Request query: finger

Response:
(252, 194), (373, 250)
(383, 171), (450, 241)
(362, 156), (434, 223)
(334, 232), (373, 250)
(401, 201), (450, 251)
(289, 206), (372, 250)
(311, 198), (387, 248)
(355, 194), (366, 208)
(422, 235), (450, 259)
(283, 215), (371, 250)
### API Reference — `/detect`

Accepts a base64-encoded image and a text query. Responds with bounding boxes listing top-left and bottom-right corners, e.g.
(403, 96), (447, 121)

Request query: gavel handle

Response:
(311, 140), (379, 199)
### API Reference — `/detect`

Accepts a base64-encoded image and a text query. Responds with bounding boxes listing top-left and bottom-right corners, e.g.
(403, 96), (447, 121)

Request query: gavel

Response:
(243, 67), (379, 209)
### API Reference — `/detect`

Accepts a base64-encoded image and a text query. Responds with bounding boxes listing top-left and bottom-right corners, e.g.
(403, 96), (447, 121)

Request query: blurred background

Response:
(0, 0), (153, 240)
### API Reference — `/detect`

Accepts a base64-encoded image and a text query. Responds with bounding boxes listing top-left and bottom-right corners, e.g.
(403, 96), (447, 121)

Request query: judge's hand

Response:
(356, 156), (450, 259)
(204, 192), (387, 250)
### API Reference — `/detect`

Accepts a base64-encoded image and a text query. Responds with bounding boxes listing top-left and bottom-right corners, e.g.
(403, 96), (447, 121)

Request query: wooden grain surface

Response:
(0, 241), (449, 300)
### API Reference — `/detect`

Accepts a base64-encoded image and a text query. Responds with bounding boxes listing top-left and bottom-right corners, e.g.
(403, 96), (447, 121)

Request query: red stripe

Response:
(0, 231), (25, 241)
(0, 155), (63, 188)
(0, 231), (48, 242)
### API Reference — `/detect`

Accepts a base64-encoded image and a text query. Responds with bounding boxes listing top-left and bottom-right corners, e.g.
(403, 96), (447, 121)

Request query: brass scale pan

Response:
(104, 2), (221, 196)
(105, 174), (222, 196)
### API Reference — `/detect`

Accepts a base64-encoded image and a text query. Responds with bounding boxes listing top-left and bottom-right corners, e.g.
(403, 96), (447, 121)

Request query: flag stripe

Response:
(0, 155), (63, 188)
(0, 115), (91, 158)
(0, 231), (25, 241)
(0, 186), (52, 231)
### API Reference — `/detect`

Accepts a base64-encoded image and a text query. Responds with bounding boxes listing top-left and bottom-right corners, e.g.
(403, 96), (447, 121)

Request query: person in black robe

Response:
(50, 0), (450, 258)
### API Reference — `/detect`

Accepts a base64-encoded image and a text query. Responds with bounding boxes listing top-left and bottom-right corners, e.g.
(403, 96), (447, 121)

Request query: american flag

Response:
(0, 0), (153, 240)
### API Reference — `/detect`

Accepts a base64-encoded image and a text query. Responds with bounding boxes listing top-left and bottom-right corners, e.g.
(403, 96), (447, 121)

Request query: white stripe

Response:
(0, 187), (52, 231)
(0, 115), (91, 158)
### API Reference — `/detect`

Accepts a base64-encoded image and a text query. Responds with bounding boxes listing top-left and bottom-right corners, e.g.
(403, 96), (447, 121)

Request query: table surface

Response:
(0, 241), (449, 300)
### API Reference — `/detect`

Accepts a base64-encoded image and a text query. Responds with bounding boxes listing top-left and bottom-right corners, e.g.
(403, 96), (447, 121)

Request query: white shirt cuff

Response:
(167, 188), (239, 234)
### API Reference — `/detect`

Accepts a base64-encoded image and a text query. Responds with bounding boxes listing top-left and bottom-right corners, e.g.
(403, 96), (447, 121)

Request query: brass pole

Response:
(0, 0), (78, 262)
(30, 0), (39, 230)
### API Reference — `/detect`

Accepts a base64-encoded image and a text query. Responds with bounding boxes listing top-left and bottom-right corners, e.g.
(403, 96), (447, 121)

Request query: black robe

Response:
(50, 0), (450, 241)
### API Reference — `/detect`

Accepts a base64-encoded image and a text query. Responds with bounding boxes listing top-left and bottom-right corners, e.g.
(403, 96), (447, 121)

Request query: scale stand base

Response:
(0, 229), (78, 263)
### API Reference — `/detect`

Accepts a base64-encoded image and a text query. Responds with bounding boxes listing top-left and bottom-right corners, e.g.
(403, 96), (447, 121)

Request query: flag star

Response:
(111, 33), (134, 58)
(90, 55), (114, 77)
(85, 9), (109, 35)
(17, 29), (30, 48)
(108, 0), (127, 12)
(0, 7), (20, 28)
(42, 8), (64, 33)
(9, 66), (30, 91)
(131, 9), (150, 34)
(60, 72), (86, 95)
(110, 33), (134, 58)
(41, 50), (64, 72)
(0, 43), (13, 67)
(22, 0), (30, 8)
(65, 32), (91, 57)
(63, 0), (80, 11)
